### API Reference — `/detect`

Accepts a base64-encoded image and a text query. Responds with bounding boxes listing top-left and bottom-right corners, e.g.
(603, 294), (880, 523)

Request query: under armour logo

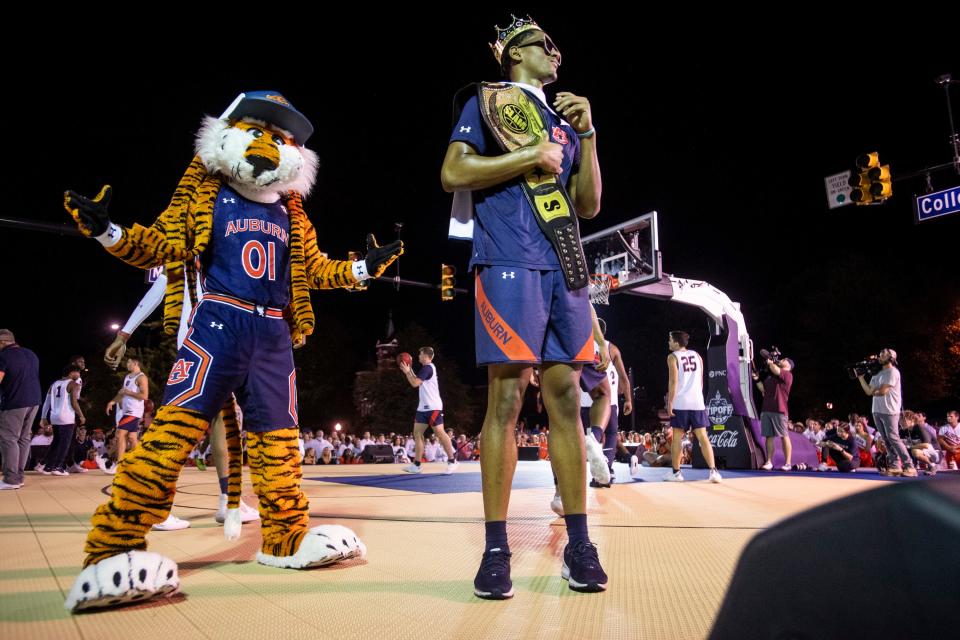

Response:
(222, 197), (236, 204)
(210, 322), (223, 329)
(459, 126), (472, 133)
(502, 271), (515, 279)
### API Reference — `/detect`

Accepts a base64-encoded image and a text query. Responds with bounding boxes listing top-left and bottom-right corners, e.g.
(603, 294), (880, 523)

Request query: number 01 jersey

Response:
(201, 184), (291, 308)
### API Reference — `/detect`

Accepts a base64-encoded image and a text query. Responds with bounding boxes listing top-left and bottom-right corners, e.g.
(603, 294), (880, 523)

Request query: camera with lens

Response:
(844, 355), (883, 380)
(754, 346), (782, 380)
(759, 347), (782, 363)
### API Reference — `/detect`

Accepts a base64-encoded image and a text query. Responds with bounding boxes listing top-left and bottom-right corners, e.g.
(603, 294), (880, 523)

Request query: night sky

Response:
(3, 11), (958, 429)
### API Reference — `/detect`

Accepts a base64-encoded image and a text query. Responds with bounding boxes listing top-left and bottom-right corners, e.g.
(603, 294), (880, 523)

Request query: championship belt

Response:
(477, 82), (588, 290)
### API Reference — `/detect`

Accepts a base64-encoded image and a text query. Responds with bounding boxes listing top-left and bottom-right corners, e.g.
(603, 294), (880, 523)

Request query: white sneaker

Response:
(0, 481), (21, 490)
(238, 499), (260, 523)
(949, 461), (958, 470)
(664, 470), (684, 482)
(96, 456), (116, 475)
(445, 460), (459, 475)
(402, 464), (422, 474)
(34, 464), (45, 473)
(818, 462), (829, 472)
(630, 455), (640, 476)
(152, 514), (190, 531)
(550, 494), (564, 517)
(69, 464), (88, 473)
(761, 461), (773, 471)
(708, 469), (722, 483)
(51, 469), (70, 477)
(781, 464), (792, 472)
(214, 494), (228, 523)
(585, 433), (611, 485)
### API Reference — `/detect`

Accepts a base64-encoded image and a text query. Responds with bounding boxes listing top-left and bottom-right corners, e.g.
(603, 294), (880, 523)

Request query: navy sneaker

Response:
(473, 548), (513, 599)
(561, 540), (608, 592)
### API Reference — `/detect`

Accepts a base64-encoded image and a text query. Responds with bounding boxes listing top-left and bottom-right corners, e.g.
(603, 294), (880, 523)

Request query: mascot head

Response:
(195, 91), (318, 203)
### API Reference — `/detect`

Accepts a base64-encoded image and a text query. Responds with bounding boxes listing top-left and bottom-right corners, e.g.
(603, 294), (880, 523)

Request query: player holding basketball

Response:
(399, 347), (459, 475)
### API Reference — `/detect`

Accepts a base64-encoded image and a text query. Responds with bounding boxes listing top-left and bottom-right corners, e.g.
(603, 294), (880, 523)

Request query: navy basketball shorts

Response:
(161, 295), (298, 433)
(670, 409), (709, 429)
(474, 266), (593, 366)
(415, 410), (444, 427)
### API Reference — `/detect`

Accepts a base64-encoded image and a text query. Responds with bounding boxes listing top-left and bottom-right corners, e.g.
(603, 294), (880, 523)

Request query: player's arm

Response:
(609, 343), (633, 415)
(399, 362), (422, 388)
(591, 306), (609, 371)
(666, 354), (679, 416)
(441, 141), (564, 192)
(105, 269), (168, 368)
(68, 380), (85, 424)
(555, 92), (601, 218)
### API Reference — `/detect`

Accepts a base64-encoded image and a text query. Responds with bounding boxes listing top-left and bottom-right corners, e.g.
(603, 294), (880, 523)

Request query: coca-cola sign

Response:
(708, 430), (740, 448)
(707, 391), (734, 426)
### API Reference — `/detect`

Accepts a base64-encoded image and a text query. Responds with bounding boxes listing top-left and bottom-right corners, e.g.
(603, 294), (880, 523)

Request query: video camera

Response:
(844, 355), (883, 380)
(754, 346), (782, 380)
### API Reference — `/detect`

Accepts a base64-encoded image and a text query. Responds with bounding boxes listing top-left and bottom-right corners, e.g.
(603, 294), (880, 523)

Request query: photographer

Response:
(857, 348), (917, 477)
(753, 351), (794, 471)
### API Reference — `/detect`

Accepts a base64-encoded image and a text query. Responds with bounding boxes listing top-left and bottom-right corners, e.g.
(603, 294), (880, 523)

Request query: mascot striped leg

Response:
(65, 405), (209, 611)
(249, 428), (365, 569)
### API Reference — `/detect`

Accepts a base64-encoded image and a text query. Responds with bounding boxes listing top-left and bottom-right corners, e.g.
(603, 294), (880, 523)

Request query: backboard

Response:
(581, 211), (660, 294)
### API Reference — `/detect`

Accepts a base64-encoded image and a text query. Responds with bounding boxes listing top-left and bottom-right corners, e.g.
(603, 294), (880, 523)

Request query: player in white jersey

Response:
(39, 365), (85, 475)
(665, 331), (721, 483)
(106, 357), (148, 466)
(578, 318), (633, 487)
(399, 346), (458, 474)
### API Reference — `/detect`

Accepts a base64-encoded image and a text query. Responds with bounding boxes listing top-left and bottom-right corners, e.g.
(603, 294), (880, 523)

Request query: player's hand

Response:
(292, 333), (307, 349)
(529, 140), (564, 174)
(667, 404), (675, 417)
(104, 335), (127, 369)
(105, 401), (115, 416)
(596, 342), (610, 371)
(364, 234), (404, 278)
(623, 398), (633, 416)
(398, 362), (412, 374)
(553, 92), (593, 134)
(64, 185), (113, 237)
(40, 419), (50, 428)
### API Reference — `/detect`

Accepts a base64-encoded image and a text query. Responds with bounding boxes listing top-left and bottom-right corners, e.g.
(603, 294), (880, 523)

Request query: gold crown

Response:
(489, 15), (542, 64)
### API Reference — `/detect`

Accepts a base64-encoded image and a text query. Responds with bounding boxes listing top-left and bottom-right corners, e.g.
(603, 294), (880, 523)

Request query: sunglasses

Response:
(514, 35), (562, 65)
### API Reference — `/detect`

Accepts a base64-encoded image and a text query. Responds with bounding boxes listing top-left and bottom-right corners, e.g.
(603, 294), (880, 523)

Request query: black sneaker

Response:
(473, 548), (513, 599)
(562, 540), (608, 592)
(589, 479), (611, 489)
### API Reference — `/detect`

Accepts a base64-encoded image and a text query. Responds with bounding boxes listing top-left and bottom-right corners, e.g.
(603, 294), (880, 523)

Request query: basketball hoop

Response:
(589, 274), (617, 305)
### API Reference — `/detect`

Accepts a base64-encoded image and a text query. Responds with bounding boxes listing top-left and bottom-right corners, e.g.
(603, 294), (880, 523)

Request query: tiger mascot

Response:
(61, 91), (402, 611)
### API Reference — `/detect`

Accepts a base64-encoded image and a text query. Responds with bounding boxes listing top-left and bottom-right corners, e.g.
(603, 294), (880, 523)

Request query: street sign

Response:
(825, 171), (853, 209)
(914, 185), (960, 223)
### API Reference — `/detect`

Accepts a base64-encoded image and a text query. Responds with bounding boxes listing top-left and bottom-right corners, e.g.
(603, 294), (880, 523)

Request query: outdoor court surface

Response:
(1, 461), (945, 640)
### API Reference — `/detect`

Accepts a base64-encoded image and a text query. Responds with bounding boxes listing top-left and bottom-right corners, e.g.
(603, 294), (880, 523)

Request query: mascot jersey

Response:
(161, 184), (298, 432)
(201, 184), (291, 309)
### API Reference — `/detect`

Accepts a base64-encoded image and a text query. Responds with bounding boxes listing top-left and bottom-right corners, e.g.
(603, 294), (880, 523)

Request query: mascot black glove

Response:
(64, 185), (113, 238)
(364, 233), (404, 278)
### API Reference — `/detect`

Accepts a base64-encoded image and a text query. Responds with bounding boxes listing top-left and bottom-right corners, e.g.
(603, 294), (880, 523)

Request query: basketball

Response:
(397, 352), (413, 366)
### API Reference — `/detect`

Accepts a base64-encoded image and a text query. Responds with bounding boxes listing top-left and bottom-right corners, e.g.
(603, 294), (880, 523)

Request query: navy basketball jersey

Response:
(201, 184), (291, 308)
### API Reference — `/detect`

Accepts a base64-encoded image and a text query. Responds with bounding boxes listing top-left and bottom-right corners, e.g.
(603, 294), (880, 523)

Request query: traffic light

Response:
(849, 152), (892, 205)
(440, 264), (456, 301)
